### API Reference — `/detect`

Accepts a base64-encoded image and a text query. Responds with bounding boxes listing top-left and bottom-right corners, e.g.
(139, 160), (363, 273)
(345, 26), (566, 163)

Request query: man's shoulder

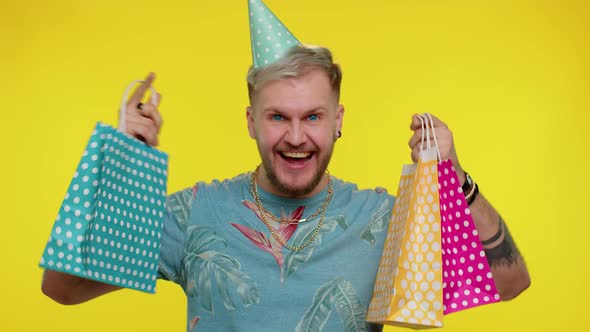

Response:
(164, 173), (250, 224)
(199, 173), (251, 191)
(332, 177), (395, 203)
(330, 178), (395, 228)
(168, 173), (250, 198)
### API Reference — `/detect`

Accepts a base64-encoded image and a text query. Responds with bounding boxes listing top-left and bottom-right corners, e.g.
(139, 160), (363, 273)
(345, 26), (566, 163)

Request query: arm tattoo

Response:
(484, 215), (521, 267)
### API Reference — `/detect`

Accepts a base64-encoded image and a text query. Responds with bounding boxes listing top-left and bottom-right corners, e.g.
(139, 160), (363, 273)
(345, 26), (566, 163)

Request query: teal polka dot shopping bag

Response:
(39, 81), (168, 294)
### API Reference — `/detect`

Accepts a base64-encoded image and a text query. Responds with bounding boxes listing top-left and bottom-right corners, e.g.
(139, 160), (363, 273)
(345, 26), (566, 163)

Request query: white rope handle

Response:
(418, 114), (426, 153)
(424, 112), (442, 162)
(423, 114), (432, 150)
(118, 80), (158, 133)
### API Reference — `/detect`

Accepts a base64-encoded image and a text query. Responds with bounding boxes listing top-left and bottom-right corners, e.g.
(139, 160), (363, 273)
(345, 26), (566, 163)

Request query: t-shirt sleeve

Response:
(157, 209), (186, 284)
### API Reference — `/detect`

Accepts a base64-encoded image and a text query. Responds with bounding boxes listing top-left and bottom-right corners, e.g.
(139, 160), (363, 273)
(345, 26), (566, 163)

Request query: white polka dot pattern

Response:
(248, 0), (300, 68)
(368, 150), (443, 327)
(438, 160), (500, 313)
(39, 122), (168, 294)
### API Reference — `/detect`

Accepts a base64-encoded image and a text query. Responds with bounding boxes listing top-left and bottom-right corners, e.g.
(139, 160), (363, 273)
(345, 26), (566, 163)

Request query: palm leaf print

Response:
(295, 278), (369, 332)
(332, 280), (368, 332)
(183, 225), (260, 312)
(282, 216), (346, 281)
(359, 198), (391, 246)
(166, 186), (195, 229)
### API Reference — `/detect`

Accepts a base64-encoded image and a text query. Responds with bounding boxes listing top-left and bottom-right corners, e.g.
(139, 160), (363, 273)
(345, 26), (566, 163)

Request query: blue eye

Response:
(272, 114), (283, 121)
(308, 114), (319, 121)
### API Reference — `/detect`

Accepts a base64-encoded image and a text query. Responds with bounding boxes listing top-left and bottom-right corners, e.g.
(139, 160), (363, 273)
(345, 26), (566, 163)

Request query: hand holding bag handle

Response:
(118, 78), (161, 146)
(40, 78), (168, 296)
(418, 113), (442, 162)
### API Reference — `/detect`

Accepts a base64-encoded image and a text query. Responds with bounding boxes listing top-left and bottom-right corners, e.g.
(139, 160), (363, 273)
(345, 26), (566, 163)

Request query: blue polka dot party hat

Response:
(248, 0), (301, 68)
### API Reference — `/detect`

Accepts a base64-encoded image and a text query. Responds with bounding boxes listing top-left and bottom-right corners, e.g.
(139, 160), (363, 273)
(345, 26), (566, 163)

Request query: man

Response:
(42, 1), (529, 331)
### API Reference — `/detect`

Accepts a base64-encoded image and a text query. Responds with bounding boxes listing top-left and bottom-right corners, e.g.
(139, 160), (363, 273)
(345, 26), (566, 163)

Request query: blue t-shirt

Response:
(158, 173), (394, 332)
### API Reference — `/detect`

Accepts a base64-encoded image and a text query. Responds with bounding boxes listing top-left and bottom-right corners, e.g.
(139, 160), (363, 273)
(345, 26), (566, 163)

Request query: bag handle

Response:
(419, 113), (442, 162)
(118, 80), (159, 133)
(418, 114), (433, 151)
(418, 114), (426, 152)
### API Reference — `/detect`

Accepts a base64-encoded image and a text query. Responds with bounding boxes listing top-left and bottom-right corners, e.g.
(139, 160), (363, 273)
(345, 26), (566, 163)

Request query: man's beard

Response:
(261, 146), (334, 197)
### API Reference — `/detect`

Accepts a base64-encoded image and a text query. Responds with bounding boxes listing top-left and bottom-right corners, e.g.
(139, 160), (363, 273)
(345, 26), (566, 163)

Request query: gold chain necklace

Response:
(249, 167), (334, 251)
(251, 166), (333, 224)
(254, 171), (331, 224)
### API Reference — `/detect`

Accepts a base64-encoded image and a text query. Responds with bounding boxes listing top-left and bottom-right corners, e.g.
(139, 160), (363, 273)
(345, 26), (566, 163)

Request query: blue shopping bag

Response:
(39, 81), (168, 294)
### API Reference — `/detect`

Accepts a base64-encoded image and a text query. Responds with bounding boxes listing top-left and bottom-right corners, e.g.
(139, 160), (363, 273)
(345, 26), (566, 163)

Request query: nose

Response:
(284, 120), (307, 147)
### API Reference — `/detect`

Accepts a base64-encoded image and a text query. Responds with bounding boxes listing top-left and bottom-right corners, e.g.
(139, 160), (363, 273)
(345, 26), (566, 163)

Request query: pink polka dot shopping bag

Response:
(38, 81), (168, 294)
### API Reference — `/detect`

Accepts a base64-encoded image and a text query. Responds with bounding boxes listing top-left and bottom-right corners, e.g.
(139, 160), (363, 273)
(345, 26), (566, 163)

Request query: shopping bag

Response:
(39, 81), (168, 294)
(367, 143), (444, 327)
(420, 113), (500, 313)
(438, 160), (501, 313)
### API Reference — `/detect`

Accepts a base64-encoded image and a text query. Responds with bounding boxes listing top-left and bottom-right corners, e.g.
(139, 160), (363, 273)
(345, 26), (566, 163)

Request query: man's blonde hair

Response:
(246, 44), (343, 104)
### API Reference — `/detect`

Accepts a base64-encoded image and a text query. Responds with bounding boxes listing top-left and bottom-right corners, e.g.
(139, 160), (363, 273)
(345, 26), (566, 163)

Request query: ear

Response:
(246, 106), (256, 139)
(335, 104), (344, 133)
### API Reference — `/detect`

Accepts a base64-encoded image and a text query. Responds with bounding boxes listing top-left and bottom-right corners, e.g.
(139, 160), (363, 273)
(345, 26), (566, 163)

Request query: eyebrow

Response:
(262, 107), (329, 115)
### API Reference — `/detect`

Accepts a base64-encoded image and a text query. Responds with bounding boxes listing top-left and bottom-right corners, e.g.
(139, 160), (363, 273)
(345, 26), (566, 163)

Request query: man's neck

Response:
(256, 167), (330, 199)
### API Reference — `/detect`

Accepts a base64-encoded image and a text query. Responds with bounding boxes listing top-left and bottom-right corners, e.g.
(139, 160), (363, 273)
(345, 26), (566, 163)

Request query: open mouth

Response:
(280, 151), (313, 162)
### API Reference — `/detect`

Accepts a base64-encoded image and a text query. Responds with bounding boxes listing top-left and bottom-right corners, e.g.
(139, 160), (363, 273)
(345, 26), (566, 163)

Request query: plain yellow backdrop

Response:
(1, 0), (588, 331)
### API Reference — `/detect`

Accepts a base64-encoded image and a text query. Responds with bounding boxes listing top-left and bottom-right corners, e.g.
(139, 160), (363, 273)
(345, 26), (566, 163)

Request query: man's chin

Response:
(263, 158), (329, 197)
(274, 179), (315, 197)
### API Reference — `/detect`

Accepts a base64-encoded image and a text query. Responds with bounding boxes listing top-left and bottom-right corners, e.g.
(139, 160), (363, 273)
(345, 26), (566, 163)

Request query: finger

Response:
(125, 106), (161, 144)
(128, 72), (156, 106)
(126, 114), (151, 138)
(408, 129), (423, 149)
(410, 122), (452, 148)
(128, 122), (159, 147)
(411, 146), (420, 163)
(127, 114), (159, 146)
(410, 113), (449, 131)
(149, 92), (162, 108)
(137, 103), (163, 127)
(408, 128), (436, 149)
(426, 126), (453, 151)
(423, 113), (448, 129)
(409, 114), (424, 130)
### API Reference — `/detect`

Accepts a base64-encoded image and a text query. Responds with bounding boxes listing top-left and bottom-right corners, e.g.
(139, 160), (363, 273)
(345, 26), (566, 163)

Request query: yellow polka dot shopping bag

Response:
(367, 136), (444, 327)
(38, 81), (168, 294)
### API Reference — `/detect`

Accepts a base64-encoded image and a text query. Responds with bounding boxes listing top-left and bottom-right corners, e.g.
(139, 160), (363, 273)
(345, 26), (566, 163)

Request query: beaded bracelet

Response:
(466, 183), (479, 206)
(462, 172), (479, 206)
(462, 172), (474, 194)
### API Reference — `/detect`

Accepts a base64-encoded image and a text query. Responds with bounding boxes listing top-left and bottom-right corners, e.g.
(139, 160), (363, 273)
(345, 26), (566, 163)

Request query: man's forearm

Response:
(468, 192), (531, 300)
(42, 269), (122, 305)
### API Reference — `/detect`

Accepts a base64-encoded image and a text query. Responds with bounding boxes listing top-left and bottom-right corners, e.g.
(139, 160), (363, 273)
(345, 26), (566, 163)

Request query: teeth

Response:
(283, 152), (311, 159)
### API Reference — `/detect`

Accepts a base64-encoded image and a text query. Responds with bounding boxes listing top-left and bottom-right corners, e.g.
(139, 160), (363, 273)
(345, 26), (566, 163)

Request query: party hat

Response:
(248, 0), (301, 68)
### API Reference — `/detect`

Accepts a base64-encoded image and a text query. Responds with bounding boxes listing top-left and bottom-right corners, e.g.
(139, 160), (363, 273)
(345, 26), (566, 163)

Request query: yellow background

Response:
(1, 0), (587, 331)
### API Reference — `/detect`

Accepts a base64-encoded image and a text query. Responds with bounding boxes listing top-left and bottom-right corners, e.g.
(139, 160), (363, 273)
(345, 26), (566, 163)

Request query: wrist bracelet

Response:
(481, 216), (503, 246)
(466, 182), (479, 206)
(464, 180), (476, 201)
(462, 172), (474, 194)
